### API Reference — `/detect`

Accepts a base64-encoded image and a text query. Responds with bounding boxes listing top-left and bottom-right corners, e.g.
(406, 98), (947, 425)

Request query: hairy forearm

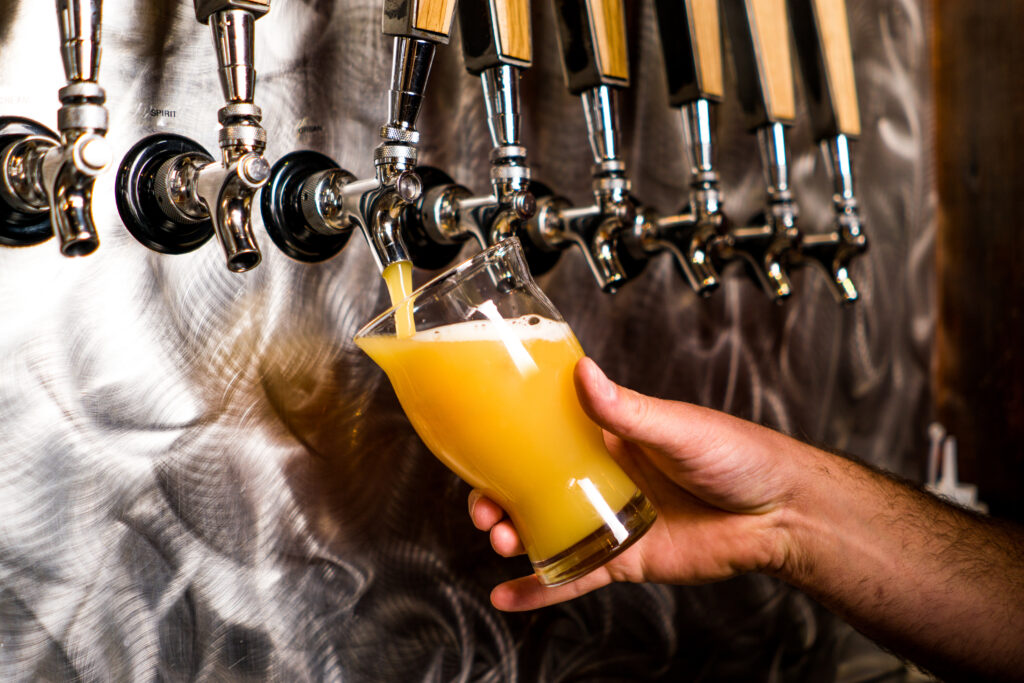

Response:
(775, 446), (1024, 681)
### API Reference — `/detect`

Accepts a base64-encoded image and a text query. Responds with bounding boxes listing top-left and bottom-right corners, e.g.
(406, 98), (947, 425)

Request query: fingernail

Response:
(468, 490), (480, 516)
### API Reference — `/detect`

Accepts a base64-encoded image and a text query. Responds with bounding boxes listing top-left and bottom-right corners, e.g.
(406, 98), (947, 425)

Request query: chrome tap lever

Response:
(789, 0), (867, 304)
(116, 3), (269, 272)
(637, 0), (727, 295)
(530, 0), (642, 292)
(0, 0), (109, 256)
(719, 0), (802, 301)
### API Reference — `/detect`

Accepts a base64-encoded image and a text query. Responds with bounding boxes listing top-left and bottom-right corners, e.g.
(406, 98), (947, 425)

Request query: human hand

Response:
(469, 357), (813, 611)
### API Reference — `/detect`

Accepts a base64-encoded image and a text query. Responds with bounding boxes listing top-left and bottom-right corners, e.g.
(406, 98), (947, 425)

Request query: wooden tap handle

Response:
(551, 0), (629, 93)
(653, 0), (725, 105)
(789, 0), (861, 139)
(460, 0), (533, 74)
(722, 0), (797, 129)
(383, 0), (458, 43)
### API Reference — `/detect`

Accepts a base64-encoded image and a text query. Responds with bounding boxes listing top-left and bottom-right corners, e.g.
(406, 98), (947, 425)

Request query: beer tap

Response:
(523, 0), (644, 293)
(788, 0), (867, 304)
(401, 0), (564, 274)
(625, 0), (727, 295)
(0, 0), (110, 256)
(260, 1), (465, 273)
(115, 0), (271, 273)
(718, 0), (802, 301)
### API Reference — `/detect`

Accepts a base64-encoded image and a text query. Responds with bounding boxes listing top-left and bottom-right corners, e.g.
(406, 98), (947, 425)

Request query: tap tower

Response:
(397, 0), (555, 273)
(788, 0), (867, 303)
(115, 0), (271, 273)
(717, 0), (803, 300)
(523, 0), (645, 292)
(623, 0), (727, 296)
(0, 0), (110, 257)
(260, 0), (462, 275)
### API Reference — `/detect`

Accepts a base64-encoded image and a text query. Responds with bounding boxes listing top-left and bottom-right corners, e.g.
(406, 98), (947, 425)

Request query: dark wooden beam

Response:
(934, 0), (1024, 521)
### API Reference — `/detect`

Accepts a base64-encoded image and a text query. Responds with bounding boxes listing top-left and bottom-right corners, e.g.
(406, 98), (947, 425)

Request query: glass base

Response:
(531, 491), (657, 587)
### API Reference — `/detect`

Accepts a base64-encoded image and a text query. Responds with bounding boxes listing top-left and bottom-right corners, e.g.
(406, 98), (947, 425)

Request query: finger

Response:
(574, 357), (720, 458)
(490, 568), (614, 612)
(489, 520), (526, 557)
(468, 490), (506, 531)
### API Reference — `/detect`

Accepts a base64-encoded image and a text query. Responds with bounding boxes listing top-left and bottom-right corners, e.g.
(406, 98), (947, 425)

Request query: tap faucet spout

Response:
(194, 152), (268, 272)
(634, 99), (725, 295)
(798, 134), (867, 303)
(715, 122), (801, 301)
(55, 0), (110, 254)
(0, 0), (109, 255)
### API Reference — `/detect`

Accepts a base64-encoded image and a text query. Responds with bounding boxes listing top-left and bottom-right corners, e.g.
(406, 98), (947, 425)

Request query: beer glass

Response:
(355, 238), (656, 586)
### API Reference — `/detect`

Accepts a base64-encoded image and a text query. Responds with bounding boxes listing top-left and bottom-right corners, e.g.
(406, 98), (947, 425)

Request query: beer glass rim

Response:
(354, 237), (526, 340)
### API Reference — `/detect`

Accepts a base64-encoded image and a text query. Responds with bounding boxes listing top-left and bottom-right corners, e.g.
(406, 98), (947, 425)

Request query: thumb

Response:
(574, 357), (703, 456)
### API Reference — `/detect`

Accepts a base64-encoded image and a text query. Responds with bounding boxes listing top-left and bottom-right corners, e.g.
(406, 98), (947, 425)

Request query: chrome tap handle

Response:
(718, 0), (801, 300)
(380, 0), (456, 146)
(789, 0), (867, 303)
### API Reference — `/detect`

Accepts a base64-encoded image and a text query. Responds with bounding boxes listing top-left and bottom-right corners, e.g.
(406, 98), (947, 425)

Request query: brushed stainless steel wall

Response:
(0, 1), (933, 680)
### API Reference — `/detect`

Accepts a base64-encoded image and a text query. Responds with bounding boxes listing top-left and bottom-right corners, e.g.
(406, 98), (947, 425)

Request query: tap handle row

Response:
(460, 0), (533, 74)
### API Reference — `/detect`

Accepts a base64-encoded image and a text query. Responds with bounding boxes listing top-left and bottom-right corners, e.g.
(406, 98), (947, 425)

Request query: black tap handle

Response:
(383, 0), (458, 44)
(460, 0), (533, 74)
(788, 0), (861, 141)
(551, 0), (629, 94)
(722, 0), (797, 131)
(194, 0), (269, 24)
(653, 0), (725, 106)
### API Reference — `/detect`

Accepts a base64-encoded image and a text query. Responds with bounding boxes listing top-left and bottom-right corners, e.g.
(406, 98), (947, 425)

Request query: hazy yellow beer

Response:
(357, 239), (655, 585)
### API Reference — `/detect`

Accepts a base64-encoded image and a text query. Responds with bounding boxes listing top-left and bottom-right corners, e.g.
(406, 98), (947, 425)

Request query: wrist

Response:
(758, 439), (843, 587)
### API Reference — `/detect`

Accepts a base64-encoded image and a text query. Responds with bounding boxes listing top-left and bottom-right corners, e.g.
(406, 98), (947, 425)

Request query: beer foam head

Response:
(415, 315), (571, 343)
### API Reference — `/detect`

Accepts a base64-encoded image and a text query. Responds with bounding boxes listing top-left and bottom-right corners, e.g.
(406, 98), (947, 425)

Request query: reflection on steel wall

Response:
(0, 1), (932, 680)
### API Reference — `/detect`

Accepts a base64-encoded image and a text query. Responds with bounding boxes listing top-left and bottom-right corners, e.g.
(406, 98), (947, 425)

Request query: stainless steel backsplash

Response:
(0, 1), (933, 680)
